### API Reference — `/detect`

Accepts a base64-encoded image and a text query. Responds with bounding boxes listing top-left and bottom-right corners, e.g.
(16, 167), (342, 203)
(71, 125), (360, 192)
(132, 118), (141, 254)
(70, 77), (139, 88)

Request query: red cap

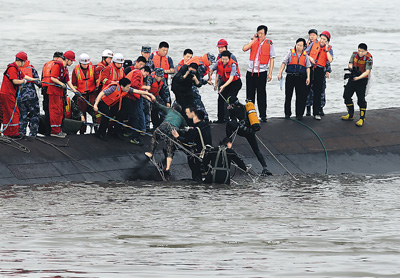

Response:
(16, 52), (28, 61)
(320, 31), (331, 42)
(63, 50), (76, 61)
(217, 39), (228, 47)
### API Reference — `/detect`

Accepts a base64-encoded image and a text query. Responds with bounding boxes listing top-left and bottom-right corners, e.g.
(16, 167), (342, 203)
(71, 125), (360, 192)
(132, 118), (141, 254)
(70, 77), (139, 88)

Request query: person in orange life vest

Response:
(18, 59), (42, 137)
(305, 31), (333, 120)
(0, 52), (37, 138)
(242, 25), (276, 122)
(341, 43), (373, 127)
(41, 51), (64, 136)
(277, 38), (311, 120)
(216, 39), (238, 62)
(305, 29), (330, 117)
(176, 49), (194, 72)
(124, 56), (147, 75)
(47, 50), (79, 138)
(95, 49), (113, 90)
(97, 53), (125, 90)
(71, 53), (97, 134)
(149, 41), (174, 84)
(125, 66), (154, 145)
(209, 51), (242, 123)
(146, 68), (171, 129)
(93, 77), (153, 141)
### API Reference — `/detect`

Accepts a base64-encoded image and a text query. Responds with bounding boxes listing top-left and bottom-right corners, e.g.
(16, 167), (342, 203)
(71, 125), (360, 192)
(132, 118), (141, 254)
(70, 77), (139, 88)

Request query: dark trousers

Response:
(42, 87), (51, 135)
(218, 79), (242, 121)
(246, 71), (268, 118)
(188, 156), (202, 182)
(125, 97), (142, 138)
(97, 100), (127, 137)
(226, 120), (267, 168)
(343, 78), (368, 108)
(285, 74), (307, 117)
(307, 67), (325, 116)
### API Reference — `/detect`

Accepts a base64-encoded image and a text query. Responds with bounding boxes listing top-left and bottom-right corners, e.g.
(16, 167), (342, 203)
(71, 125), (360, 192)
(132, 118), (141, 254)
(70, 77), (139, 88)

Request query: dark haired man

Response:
(176, 49), (194, 72)
(124, 56), (147, 75)
(149, 41), (174, 84)
(277, 38), (311, 120)
(172, 107), (212, 181)
(341, 43), (373, 127)
(242, 25), (276, 122)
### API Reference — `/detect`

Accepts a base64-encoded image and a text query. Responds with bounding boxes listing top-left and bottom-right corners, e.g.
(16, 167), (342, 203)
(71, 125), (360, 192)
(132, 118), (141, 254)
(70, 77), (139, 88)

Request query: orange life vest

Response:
(97, 63), (124, 87)
(20, 61), (33, 78)
(74, 63), (96, 93)
(315, 45), (332, 68)
(101, 83), (127, 109)
(308, 40), (320, 61)
(152, 51), (170, 79)
(217, 58), (241, 82)
(187, 54), (211, 77)
(65, 97), (72, 119)
(42, 60), (55, 87)
(250, 39), (272, 66)
(286, 49), (307, 74)
(353, 51), (373, 76)
(126, 69), (142, 99)
(149, 72), (164, 97)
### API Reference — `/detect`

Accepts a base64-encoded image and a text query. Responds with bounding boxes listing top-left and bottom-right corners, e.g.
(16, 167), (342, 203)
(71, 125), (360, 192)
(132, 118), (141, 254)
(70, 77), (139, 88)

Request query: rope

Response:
(289, 118), (329, 175)
(0, 136), (30, 153)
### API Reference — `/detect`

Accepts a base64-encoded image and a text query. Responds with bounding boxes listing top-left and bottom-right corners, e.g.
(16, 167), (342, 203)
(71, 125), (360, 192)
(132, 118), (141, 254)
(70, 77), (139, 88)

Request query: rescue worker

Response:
(305, 31), (333, 120)
(149, 41), (174, 84)
(176, 49), (194, 72)
(95, 49), (113, 91)
(47, 50), (79, 138)
(203, 137), (249, 185)
(71, 53), (97, 134)
(41, 51), (64, 135)
(210, 50), (242, 123)
(172, 107), (212, 181)
(277, 38), (311, 120)
(216, 39), (238, 62)
(242, 25), (276, 122)
(226, 96), (272, 176)
(341, 43), (373, 127)
(62, 96), (85, 135)
(97, 53), (125, 88)
(124, 56), (147, 75)
(18, 59), (42, 137)
(140, 45), (154, 69)
(93, 77), (153, 141)
(146, 68), (171, 129)
(171, 63), (202, 122)
(125, 66), (153, 145)
(0, 52), (37, 138)
(145, 100), (187, 178)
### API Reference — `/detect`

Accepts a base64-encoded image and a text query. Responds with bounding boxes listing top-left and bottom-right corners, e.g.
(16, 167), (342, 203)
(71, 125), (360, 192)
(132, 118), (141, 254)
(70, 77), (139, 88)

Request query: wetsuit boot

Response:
(356, 108), (366, 127)
(341, 104), (354, 121)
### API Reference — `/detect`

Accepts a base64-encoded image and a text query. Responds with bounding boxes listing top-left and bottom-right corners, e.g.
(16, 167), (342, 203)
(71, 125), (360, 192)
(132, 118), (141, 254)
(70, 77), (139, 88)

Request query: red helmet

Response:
(16, 52), (28, 61)
(217, 39), (228, 47)
(320, 31), (331, 42)
(63, 50), (76, 61)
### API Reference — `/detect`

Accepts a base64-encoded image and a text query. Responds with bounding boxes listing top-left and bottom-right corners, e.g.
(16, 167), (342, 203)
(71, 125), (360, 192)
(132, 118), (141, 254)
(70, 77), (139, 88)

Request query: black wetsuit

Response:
(226, 103), (267, 168)
(203, 146), (247, 185)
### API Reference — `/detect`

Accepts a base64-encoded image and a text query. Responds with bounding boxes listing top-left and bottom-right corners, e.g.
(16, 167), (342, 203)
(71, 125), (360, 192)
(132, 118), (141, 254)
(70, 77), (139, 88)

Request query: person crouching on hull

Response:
(277, 38), (311, 120)
(341, 43), (373, 127)
(226, 96), (272, 176)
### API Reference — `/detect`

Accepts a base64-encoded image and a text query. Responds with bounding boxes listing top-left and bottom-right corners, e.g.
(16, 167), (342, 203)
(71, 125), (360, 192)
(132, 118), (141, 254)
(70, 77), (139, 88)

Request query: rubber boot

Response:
(356, 108), (366, 127)
(341, 104), (354, 121)
(306, 106), (311, 116)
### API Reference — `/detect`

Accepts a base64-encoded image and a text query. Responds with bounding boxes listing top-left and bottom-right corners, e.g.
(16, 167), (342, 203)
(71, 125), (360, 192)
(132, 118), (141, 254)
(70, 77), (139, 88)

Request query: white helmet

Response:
(79, 53), (90, 64)
(112, 53), (124, 64)
(102, 49), (113, 58)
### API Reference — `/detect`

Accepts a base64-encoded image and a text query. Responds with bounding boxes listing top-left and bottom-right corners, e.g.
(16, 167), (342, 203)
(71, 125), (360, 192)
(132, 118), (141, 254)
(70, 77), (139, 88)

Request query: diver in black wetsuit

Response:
(225, 96), (272, 176)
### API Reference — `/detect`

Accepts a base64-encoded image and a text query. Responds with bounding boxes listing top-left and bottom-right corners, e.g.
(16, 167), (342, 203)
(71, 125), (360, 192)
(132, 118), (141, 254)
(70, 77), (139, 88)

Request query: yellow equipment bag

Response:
(245, 100), (261, 131)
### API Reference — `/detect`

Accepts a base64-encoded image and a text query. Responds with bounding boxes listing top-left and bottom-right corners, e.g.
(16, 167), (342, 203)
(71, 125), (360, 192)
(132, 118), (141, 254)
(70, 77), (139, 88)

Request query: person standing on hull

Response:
(149, 41), (174, 84)
(216, 39), (238, 62)
(95, 49), (113, 92)
(41, 51), (64, 136)
(140, 46), (154, 69)
(0, 52), (37, 138)
(277, 38), (311, 120)
(71, 53), (97, 134)
(145, 100), (188, 178)
(47, 51), (79, 138)
(172, 107), (212, 182)
(225, 96), (272, 176)
(210, 51), (242, 123)
(341, 43), (373, 127)
(18, 59), (42, 137)
(62, 96), (85, 135)
(146, 68), (171, 129)
(203, 137), (249, 185)
(124, 56), (146, 75)
(242, 25), (275, 122)
(305, 31), (333, 120)
(176, 49), (194, 72)
(171, 63), (202, 122)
